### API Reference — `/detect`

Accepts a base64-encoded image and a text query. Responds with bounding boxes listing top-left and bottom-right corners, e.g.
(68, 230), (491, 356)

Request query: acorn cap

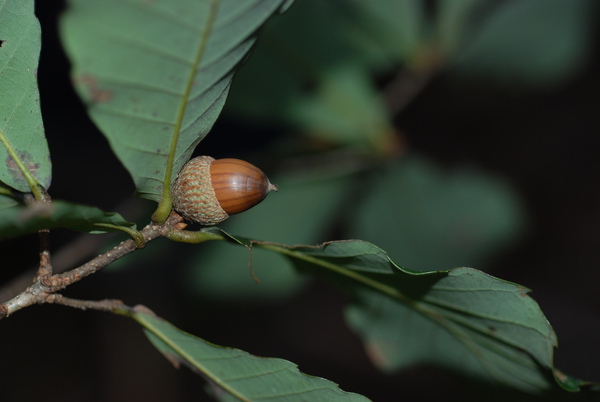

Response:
(172, 156), (229, 225)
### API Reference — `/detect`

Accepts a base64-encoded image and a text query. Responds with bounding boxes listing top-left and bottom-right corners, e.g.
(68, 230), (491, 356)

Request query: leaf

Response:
(345, 270), (553, 392)
(0, 200), (137, 240)
(553, 370), (600, 393)
(60, 0), (293, 205)
(0, 186), (18, 210)
(213, 237), (596, 393)
(434, 0), (486, 55)
(0, 196), (18, 211)
(0, 0), (52, 192)
(225, 0), (403, 150)
(134, 311), (371, 401)
(447, 0), (595, 86)
(347, 156), (525, 271)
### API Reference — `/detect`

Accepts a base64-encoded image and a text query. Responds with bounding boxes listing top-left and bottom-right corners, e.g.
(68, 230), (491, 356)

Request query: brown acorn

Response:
(172, 156), (278, 225)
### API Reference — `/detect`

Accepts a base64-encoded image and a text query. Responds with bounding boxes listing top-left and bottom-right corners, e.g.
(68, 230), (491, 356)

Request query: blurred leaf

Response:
(448, 0), (595, 86)
(348, 155), (524, 271)
(0, 0), (52, 191)
(226, 0), (406, 150)
(290, 65), (395, 148)
(60, 0), (292, 202)
(0, 200), (137, 240)
(135, 311), (371, 401)
(553, 370), (600, 393)
(237, 239), (569, 393)
(345, 0), (426, 64)
(184, 170), (355, 302)
(435, 0), (487, 56)
(0, 192), (18, 210)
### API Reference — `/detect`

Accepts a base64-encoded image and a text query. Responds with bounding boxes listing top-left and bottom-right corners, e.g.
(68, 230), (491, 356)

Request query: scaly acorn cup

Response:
(171, 156), (278, 226)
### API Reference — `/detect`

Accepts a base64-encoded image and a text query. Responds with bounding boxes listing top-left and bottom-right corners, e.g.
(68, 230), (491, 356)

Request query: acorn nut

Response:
(172, 156), (278, 226)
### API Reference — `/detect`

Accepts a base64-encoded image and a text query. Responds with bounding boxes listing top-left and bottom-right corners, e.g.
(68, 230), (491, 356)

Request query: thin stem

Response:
(45, 294), (136, 316)
(167, 228), (224, 243)
(93, 222), (145, 248)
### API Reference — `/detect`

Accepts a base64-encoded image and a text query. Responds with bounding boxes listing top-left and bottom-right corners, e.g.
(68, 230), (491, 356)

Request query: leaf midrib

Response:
(257, 241), (554, 385)
(154, 0), (222, 221)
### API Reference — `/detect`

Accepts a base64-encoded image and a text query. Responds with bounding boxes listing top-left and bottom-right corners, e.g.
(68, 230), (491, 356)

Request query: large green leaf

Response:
(205, 237), (597, 393)
(0, 200), (137, 240)
(347, 156), (525, 271)
(225, 0), (404, 150)
(446, 0), (595, 86)
(135, 311), (370, 401)
(60, 0), (292, 204)
(0, 0), (52, 192)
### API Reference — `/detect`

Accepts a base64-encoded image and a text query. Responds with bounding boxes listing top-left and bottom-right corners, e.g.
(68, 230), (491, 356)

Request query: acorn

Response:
(171, 156), (278, 226)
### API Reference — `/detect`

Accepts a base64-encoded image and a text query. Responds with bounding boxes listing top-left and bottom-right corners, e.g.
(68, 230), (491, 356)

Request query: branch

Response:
(21, 193), (54, 281)
(0, 232), (115, 302)
(44, 294), (135, 315)
(0, 197), (148, 302)
(44, 295), (158, 319)
(34, 227), (52, 280)
(0, 212), (185, 319)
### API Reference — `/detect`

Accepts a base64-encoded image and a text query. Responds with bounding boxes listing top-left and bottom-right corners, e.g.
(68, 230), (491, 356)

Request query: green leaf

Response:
(225, 0), (403, 150)
(345, 270), (554, 393)
(0, 196), (18, 211)
(0, 187), (18, 210)
(434, 0), (485, 55)
(0, 0), (52, 192)
(134, 311), (371, 401)
(60, 0), (293, 208)
(554, 370), (600, 393)
(348, 155), (525, 271)
(222, 238), (584, 393)
(345, 0), (426, 64)
(447, 0), (595, 86)
(0, 200), (137, 240)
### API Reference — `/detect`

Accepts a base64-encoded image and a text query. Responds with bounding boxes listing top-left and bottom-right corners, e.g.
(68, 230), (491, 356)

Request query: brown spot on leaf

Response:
(516, 286), (529, 298)
(6, 152), (40, 185)
(0, 40), (5, 47)
(75, 73), (113, 103)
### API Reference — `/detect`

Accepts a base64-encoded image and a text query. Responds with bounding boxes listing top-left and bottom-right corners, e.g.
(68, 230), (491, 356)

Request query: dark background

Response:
(0, 1), (599, 401)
